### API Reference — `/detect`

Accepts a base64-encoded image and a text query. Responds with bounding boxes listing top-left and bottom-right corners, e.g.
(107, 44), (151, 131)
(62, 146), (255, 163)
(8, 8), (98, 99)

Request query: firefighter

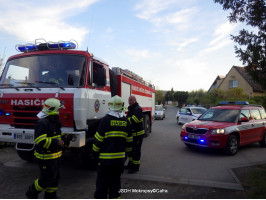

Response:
(26, 98), (66, 199)
(42, 65), (66, 85)
(92, 95), (132, 199)
(125, 95), (144, 174)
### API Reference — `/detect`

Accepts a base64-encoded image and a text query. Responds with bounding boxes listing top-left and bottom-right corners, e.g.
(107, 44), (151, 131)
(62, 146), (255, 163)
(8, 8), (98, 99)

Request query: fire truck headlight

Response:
(210, 129), (225, 135)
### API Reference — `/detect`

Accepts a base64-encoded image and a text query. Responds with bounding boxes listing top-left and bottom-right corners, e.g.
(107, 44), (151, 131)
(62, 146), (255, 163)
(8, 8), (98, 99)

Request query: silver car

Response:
(176, 106), (207, 124)
(154, 105), (165, 120)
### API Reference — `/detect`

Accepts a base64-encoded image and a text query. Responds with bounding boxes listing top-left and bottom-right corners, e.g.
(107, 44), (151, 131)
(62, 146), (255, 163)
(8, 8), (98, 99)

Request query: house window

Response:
(229, 80), (238, 88)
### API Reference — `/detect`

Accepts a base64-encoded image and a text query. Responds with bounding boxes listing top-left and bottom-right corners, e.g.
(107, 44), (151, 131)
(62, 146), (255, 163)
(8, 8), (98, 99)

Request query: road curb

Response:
(122, 173), (244, 191)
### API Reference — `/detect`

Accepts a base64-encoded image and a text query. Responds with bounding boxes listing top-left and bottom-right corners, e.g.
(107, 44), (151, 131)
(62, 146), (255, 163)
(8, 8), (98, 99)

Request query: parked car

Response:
(176, 106), (207, 124)
(180, 101), (266, 155)
(154, 105), (165, 120)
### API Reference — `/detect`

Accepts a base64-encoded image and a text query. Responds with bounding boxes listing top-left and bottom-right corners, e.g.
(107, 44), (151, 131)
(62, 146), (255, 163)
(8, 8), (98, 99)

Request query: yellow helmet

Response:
(42, 98), (64, 115)
(108, 95), (123, 111)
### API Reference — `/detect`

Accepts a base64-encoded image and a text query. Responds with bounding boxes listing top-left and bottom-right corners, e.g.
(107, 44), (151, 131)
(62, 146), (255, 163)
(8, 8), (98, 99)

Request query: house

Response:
(208, 66), (264, 97)
(208, 75), (225, 92)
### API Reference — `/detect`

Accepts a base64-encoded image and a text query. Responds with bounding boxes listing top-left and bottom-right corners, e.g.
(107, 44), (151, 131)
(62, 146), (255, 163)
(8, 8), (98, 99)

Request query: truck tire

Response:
(17, 149), (34, 162)
(144, 114), (151, 138)
(81, 139), (98, 170)
(225, 135), (238, 155)
(259, 131), (266, 147)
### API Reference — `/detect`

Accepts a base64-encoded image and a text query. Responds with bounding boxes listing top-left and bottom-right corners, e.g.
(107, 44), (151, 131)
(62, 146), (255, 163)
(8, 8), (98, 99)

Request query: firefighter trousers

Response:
(128, 137), (143, 170)
(28, 158), (61, 198)
(94, 163), (124, 199)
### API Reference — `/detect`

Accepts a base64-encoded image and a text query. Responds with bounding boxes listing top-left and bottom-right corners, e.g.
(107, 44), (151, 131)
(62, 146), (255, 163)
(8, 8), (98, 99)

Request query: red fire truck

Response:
(0, 39), (155, 165)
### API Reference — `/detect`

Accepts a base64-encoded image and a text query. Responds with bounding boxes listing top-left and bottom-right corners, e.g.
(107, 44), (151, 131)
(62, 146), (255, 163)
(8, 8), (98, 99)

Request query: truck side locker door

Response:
(121, 82), (131, 109)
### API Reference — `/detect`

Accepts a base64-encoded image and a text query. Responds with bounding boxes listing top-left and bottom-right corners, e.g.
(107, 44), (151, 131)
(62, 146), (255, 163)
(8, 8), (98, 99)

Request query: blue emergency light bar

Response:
(219, 101), (249, 105)
(16, 39), (77, 52)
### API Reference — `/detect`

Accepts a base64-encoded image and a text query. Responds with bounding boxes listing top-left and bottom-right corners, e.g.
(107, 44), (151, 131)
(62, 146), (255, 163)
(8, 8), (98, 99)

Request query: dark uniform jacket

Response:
(127, 102), (144, 139)
(34, 115), (63, 160)
(93, 114), (133, 165)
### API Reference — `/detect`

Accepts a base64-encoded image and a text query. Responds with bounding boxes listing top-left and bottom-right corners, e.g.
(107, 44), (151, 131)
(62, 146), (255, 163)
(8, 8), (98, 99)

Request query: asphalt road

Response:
(0, 106), (265, 198)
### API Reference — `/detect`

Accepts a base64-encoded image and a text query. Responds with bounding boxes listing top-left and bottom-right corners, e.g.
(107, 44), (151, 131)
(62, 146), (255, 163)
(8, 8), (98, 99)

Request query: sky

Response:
(0, 0), (246, 92)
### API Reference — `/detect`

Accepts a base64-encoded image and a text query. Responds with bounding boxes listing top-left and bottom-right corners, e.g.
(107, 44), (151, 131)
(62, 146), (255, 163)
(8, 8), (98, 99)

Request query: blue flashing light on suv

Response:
(219, 101), (249, 105)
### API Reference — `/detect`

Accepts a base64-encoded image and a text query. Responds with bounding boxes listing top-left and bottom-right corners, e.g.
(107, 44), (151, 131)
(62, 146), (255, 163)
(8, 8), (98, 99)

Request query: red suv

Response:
(180, 101), (266, 155)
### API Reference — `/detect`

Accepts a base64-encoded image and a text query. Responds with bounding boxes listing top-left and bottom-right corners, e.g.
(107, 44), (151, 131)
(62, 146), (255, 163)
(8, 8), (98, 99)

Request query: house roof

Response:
(234, 66), (263, 92)
(208, 75), (225, 92)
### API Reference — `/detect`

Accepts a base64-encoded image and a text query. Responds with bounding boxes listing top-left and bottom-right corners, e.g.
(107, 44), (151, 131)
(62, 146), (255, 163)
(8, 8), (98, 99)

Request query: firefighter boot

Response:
(124, 162), (133, 169)
(25, 185), (40, 199)
(44, 192), (57, 199)
(128, 165), (139, 174)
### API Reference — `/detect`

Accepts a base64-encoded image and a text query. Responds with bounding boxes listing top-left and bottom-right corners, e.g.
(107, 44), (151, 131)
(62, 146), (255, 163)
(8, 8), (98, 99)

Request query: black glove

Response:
(61, 134), (73, 146)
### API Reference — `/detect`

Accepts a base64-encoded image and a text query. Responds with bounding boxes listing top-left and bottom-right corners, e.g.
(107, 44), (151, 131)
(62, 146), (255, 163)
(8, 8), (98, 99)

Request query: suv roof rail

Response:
(243, 104), (263, 108)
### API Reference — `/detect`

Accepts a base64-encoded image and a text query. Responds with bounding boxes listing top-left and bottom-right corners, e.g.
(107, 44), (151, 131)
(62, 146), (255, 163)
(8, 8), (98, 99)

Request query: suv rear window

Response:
(260, 109), (266, 119)
(199, 109), (240, 123)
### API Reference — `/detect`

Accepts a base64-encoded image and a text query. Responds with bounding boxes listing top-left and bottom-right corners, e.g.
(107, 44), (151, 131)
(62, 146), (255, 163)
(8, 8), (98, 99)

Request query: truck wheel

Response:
(144, 115), (151, 137)
(259, 131), (266, 147)
(225, 135), (238, 155)
(81, 140), (98, 170)
(17, 150), (34, 162)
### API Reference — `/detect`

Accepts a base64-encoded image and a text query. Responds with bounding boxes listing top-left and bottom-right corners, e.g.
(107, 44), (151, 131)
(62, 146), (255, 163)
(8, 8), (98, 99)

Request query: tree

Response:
(155, 90), (164, 105)
(174, 91), (189, 107)
(225, 87), (248, 100)
(164, 87), (175, 102)
(214, 0), (266, 89)
(187, 89), (206, 106)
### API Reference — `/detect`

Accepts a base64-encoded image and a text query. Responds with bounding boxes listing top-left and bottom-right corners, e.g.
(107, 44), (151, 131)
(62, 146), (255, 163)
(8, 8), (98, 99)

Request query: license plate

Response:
(188, 134), (200, 140)
(14, 133), (34, 141)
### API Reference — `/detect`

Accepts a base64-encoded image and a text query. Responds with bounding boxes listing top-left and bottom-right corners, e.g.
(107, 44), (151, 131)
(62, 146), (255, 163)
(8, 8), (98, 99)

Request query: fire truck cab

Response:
(0, 39), (155, 165)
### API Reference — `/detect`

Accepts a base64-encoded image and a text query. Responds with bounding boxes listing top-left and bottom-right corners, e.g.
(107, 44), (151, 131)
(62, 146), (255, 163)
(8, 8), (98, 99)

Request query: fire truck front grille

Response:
(12, 106), (42, 129)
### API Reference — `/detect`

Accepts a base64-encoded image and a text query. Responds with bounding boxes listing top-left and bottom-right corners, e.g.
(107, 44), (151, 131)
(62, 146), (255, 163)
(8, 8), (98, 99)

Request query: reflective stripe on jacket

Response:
(34, 116), (63, 160)
(127, 103), (144, 139)
(93, 114), (132, 165)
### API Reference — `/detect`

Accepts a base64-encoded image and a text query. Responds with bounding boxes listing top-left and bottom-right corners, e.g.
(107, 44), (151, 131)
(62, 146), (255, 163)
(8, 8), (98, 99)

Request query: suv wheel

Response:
(259, 131), (266, 147)
(225, 135), (238, 155)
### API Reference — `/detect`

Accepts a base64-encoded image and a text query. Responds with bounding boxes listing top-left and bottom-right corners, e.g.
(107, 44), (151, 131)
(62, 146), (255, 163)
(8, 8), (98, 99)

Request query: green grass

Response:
(243, 164), (266, 198)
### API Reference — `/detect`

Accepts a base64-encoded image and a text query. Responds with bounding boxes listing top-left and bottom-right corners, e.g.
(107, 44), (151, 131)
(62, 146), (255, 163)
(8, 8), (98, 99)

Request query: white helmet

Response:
(108, 95), (123, 111)
(42, 98), (64, 115)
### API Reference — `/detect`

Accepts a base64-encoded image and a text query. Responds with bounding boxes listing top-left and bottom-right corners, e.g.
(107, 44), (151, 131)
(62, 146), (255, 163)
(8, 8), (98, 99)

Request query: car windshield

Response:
(199, 108), (240, 123)
(0, 54), (87, 88)
(155, 106), (163, 111)
(191, 108), (207, 114)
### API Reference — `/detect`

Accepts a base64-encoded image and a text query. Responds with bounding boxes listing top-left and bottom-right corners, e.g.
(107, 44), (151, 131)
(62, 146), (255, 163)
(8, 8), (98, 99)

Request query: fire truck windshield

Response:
(0, 54), (86, 88)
